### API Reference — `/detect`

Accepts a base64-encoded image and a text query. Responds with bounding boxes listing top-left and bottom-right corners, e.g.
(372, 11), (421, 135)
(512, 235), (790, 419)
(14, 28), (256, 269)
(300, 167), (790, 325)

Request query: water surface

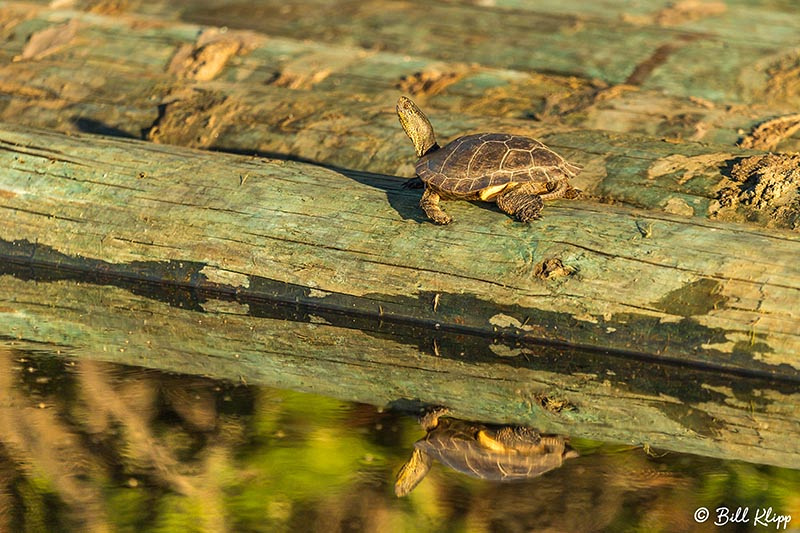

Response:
(1, 350), (797, 532)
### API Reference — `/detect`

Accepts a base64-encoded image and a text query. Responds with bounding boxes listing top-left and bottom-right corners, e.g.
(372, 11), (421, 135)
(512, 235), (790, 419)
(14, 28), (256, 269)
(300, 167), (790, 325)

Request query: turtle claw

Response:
(516, 203), (543, 223)
(431, 212), (453, 225)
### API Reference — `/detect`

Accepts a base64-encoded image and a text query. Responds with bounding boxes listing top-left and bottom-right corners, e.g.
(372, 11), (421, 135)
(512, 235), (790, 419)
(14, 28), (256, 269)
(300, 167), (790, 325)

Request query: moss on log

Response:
(3, 7), (800, 230)
(1, 123), (799, 379)
(148, 0), (800, 109)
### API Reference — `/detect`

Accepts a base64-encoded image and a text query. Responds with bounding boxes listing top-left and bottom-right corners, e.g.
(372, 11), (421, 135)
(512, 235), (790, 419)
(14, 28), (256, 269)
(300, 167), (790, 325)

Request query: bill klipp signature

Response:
(694, 506), (792, 530)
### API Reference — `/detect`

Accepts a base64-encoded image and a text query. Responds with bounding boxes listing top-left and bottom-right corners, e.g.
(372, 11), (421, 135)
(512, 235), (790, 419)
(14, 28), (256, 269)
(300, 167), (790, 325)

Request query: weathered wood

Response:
(2, 5), (799, 235)
(2, 4), (799, 150)
(133, 0), (800, 109)
(2, 269), (799, 470)
(1, 2), (799, 476)
(4, 8), (800, 230)
(1, 123), (799, 378)
(119, 88), (800, 231)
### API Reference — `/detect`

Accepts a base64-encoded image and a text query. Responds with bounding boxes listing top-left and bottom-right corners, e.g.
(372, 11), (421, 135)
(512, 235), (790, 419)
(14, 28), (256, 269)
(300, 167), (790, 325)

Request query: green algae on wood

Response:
(1, 123), (800, 377)
(2, 5), (800, 163)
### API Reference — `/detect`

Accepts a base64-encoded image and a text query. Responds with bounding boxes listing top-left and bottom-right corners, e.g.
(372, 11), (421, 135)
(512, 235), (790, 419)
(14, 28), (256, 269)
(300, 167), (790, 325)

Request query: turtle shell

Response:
(415, 419), (575, 481)
(416, 133), (580, 196)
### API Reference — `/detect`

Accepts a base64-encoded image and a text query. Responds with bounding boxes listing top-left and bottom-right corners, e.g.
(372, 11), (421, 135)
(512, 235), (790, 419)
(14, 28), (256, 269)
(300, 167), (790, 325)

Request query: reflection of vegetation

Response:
(0, 347), (798, 532)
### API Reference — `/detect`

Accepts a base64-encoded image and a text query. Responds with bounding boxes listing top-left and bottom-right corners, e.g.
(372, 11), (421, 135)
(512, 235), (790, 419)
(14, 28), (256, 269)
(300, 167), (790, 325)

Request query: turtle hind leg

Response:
(394, 448), (433, 497)
(563, 185), (581, 200)
(496, 183), (544, 222)
(420, 187), (453, 225)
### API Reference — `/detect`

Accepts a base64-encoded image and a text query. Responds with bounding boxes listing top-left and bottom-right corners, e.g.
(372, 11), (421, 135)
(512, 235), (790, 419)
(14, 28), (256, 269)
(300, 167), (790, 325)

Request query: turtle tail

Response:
(402, 176), (425, 189)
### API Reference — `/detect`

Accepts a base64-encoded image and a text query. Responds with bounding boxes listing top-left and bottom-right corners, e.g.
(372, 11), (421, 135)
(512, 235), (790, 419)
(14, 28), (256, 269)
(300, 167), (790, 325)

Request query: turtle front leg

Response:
(394, 448), (433, 497)
(496, 183), (544, 222)
(420, 186), (453, 225)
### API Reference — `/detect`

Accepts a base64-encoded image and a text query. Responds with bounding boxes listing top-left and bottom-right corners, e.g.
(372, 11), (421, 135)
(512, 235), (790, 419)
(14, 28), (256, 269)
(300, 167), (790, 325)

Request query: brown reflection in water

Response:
(453, 451), (690, 532)
(0, 349), (110, 532)
(0, 347), (237, 532)
(77, 360), (196, 495)
(0, 346), (727, 533)
(392, 408), (690, 531)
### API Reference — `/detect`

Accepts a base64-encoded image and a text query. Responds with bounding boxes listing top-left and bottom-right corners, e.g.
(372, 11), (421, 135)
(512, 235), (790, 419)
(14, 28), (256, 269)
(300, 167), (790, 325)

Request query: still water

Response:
(1, 350), (798, 533)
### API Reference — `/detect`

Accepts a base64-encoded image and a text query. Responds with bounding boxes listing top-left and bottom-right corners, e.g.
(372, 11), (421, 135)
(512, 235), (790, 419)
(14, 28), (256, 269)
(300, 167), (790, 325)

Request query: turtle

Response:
(394, 407), (578, 497)
(396, 96), (582, 224)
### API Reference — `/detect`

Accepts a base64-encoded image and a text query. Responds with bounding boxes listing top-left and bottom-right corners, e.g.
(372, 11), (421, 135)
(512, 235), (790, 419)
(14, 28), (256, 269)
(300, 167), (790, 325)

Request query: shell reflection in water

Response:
(395, 408), (577, 497)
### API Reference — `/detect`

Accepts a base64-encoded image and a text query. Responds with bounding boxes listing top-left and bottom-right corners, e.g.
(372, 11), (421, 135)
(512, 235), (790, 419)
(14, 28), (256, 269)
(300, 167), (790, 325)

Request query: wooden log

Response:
(1, 123), (799, 378)
(4, 7), (800, 230)
(2, 270), (799, 470)
(2, 0), (797, 478)
(2, 4), (799, 151)
(134, 0), (800, 110)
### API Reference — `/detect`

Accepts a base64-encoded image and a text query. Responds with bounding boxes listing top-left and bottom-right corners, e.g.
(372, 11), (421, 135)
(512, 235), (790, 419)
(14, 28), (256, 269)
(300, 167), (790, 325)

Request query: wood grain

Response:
(1, 123), (799, 378)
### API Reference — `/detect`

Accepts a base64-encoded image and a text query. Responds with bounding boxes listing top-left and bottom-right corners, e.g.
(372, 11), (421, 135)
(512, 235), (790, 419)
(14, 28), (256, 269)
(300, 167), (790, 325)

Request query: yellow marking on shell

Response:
(477, 430), (509, 453)
(478, 183), (510, 201)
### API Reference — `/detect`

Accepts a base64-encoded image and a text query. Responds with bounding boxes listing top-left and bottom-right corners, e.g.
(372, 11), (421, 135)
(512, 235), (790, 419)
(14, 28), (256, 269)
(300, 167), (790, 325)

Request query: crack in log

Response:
(0, 204), (86, 224)
(0, 140), (91, 168)
(134, 195), (254, 215)
(51, 174), (148, 193)
(625, 43), (683, 86)
(241, 231), (384, 259)
(110, 237), (182, 250)
(550, 239), (800, 292)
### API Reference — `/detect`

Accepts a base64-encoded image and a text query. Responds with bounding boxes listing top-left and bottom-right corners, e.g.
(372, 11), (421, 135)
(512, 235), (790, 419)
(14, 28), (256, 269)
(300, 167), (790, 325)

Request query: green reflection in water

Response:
(1, 350), (798, 533)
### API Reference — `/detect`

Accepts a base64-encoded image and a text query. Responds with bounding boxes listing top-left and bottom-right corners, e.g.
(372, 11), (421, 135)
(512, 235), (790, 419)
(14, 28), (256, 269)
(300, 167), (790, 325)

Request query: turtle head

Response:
(397, 96), (438, 158)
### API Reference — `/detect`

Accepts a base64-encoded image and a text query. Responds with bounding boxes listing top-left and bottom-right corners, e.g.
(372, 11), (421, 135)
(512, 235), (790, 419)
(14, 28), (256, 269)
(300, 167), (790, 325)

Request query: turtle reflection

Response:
(395, 408), (578, 497)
